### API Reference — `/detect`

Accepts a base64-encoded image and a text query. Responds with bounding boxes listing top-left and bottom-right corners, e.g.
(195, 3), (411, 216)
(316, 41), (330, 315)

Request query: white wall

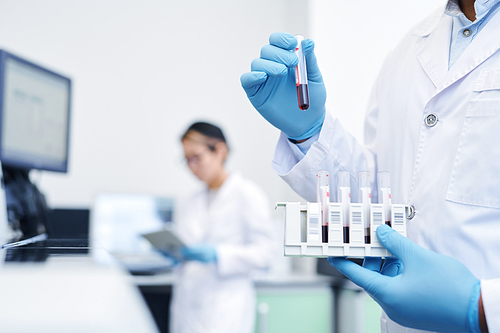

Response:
(0, 0), (445, 218)
(0, 0), (309, 212)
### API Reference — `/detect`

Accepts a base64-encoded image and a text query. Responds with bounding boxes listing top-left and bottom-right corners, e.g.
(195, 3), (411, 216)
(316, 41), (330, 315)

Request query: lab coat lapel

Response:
(441, 10), (500, 91)
(416, 12), (452, 90)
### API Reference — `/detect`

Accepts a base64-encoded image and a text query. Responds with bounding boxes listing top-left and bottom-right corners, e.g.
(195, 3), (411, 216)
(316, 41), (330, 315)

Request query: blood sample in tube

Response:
(316, 170), (329, 243)
(378, 171), (392, 227)
(294, 34), (310, 111)
(337, 171), (351, 244)
(358, 171), (371, 244)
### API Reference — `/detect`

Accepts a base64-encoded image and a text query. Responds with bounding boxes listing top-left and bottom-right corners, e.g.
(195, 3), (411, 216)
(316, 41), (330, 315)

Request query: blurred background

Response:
(0, 1), (442, 332)
(0, 0), (439, 211)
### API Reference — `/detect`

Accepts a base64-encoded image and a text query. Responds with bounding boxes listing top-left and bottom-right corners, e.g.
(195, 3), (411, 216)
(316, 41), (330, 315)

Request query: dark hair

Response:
(181, 121), (228, 151)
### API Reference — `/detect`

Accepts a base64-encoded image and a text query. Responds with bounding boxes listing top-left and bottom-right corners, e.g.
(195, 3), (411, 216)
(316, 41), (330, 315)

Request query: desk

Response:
(133, 271), (336, 333)
(2, 240), (377, 333)
(0, 242), (159, 333)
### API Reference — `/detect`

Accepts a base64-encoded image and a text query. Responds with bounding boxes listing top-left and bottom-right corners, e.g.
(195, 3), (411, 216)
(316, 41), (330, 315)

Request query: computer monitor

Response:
(0, 50), (71, 173)
(0, 50), (71, 242)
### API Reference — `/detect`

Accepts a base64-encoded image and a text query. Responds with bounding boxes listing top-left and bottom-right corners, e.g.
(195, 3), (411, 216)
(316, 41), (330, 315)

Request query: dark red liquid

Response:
(322, 225), (328, 243)
(343, 226), (349, 243)
(365, 227), (371, 244)
(385, 220), (391, 227)
(296, 84), (309, 110)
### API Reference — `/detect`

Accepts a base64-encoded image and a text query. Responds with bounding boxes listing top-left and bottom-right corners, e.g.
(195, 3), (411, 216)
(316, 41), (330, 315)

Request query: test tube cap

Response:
(316, 170), (329, 186)
(377, 171), (391, 188)
(294, 34), (304, 42)
(337, 171), (350, 187)
(358, 171), (370, 188)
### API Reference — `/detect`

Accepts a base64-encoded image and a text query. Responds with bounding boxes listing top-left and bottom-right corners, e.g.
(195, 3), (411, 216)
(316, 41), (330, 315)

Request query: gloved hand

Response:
(181, 244), (217, 263)
(328, 225), (481, 333)
(158, 251), (181, 267)
(240, 32), (327, 141)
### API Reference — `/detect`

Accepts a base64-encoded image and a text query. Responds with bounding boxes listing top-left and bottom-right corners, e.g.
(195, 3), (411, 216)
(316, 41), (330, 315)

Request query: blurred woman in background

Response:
(170, 121), (275, 333)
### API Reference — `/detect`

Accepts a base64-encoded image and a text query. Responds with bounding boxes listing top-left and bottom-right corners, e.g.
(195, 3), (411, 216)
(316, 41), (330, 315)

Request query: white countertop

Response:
(133, 271), (339, 288)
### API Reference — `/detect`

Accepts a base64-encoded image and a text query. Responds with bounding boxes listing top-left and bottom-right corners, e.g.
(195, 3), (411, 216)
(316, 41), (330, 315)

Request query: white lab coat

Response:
(170, 172), (275, 333)
(272, 6), (500, 333)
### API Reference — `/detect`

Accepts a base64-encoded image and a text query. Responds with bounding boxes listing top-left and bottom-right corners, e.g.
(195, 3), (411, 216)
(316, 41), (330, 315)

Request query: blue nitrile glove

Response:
(328, 225), (481, 333)
(181, 244), (217, 263)
(240, 32), (327, 141)
(158, 251), (181, 266)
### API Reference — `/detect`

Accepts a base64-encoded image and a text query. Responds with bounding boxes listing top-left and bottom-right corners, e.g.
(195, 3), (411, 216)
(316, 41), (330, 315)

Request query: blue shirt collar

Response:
(446, 0), (500, 22)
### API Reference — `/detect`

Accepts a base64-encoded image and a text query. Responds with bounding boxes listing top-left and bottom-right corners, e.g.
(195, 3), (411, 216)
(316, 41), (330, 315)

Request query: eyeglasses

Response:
(183, 150), (212, 166)
(185, 154), (202, 166)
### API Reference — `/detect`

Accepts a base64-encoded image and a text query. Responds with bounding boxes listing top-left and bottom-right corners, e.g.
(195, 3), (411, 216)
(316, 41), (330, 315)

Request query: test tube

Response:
(358, 171), (371, 244)
(316, 170), (329, 243)
(294, 34), (310, 111)
(378, 172), (392, 227)
(337, 171), (351, 243)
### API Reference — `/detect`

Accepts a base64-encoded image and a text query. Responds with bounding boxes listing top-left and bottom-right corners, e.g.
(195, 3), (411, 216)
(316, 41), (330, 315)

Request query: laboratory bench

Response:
(134, 271), (338, 333)
(0, 240), (158, 333)
(133, 259), (382, 333)
(0, 237), (381, 333)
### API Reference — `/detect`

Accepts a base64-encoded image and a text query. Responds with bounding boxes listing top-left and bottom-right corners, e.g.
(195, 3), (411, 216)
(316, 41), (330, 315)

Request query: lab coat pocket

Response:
(473, 69), (500, 92)
(446, 98), (500, 209)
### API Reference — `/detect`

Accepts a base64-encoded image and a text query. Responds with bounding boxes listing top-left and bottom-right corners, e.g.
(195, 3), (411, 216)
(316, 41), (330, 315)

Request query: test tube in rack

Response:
(316, 170), (330, 243)
(337, 171), (351, 243)
(378, 171), (392, 227)
(370, 204), (385, 247)
(306, 202), (321, 244)
(349, 203), (364, 246)
(358, 171), (372, 244)
(328, 202), (343, 245)
(391, 205), (407, 237)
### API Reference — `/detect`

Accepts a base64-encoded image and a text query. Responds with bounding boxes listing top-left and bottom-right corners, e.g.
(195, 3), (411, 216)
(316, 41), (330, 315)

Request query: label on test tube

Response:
(316, 171), (329, 243)
(378, 172), (392, 227)
(294, 34), (310, 111)
(337, 171), (351, 244)
(328, 203), (343, 244)
(391, 205), (407, 237)
(370, 204), (385, 246)
(349, 204), (364, 245)
(358, 171), (371, 244)
(307, 202), (321, 244)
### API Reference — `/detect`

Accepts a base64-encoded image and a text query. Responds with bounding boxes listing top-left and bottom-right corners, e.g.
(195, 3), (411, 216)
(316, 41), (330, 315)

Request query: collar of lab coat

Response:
(205, 171), (241, 207)
(412, 6), (447, 37)
(413, 5), (500, 91)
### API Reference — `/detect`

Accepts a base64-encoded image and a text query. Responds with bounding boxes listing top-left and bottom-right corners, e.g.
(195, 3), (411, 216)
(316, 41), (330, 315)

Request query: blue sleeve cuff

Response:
(467, 281), (482, 333)
(285, 131), (320, 160)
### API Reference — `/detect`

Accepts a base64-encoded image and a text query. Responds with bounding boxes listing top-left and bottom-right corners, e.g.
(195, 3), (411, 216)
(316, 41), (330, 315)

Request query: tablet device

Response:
(141, 227), (186, 260)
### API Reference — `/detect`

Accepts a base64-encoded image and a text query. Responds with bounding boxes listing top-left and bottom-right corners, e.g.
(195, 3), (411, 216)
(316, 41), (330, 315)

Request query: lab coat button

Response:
(425, 113), (438, 127)
(463, 29), (471, 37)
(407, 205), (416, 220)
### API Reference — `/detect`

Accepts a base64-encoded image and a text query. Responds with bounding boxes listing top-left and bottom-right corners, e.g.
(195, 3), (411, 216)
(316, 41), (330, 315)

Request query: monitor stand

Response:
(0, 164), (7, 248)
(2, 165), (50, 243)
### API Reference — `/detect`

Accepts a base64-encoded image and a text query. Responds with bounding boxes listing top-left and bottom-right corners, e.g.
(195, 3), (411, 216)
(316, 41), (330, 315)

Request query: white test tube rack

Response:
(277, 202), (408, 258)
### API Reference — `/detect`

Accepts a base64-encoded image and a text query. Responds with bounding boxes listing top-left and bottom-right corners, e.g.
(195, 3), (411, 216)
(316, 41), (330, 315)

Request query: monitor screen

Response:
(0, 50), (71, 173)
